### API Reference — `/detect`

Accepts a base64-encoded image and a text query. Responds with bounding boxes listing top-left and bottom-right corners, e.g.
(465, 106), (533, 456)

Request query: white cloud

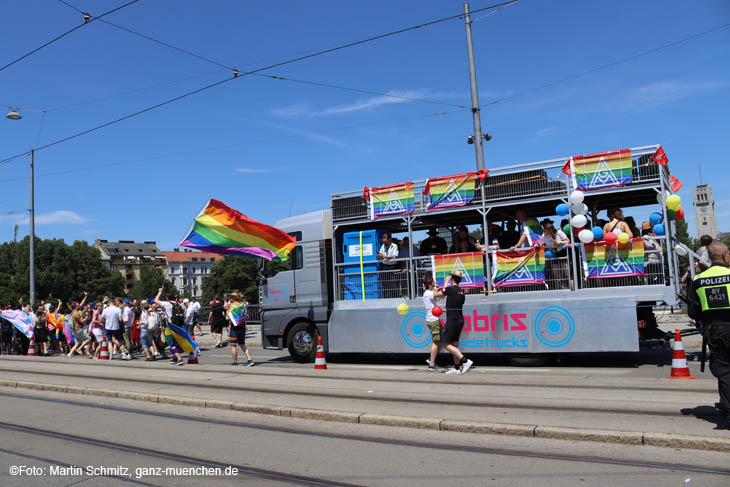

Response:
(269, 102), (312, 118)
(627, 80), (727, 110)
(234, 168), (278, 174)
(17, 210), (88, 225)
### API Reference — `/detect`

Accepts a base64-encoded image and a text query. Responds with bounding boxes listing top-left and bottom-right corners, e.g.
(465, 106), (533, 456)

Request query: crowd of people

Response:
(0, 288), (254, 367)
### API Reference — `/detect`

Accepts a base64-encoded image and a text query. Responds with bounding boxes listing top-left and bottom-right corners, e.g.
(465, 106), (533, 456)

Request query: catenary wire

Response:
(0, 0), (140, 73)
(483, 22), (730, 106)
(0, 1), (516, 164)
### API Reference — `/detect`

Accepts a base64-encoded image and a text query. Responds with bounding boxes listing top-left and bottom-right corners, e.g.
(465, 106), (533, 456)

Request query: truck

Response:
(260, 144), (683, 365)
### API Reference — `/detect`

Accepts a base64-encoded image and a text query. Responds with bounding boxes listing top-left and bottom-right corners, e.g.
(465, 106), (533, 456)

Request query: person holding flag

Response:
(227, 294), (253, 367)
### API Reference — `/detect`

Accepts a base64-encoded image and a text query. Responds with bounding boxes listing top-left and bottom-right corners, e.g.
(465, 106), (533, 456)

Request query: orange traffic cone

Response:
(99, 336), (109, 360)
(27, 339), (36, 357)
(668, 329), (695, 379)
(187, 353), (198, 365)
(314, 335), (327, 370)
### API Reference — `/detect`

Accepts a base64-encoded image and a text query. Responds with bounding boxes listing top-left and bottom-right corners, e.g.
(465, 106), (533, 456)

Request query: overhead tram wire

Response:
(0, 0), (140, 73)
(0, 0), (516, 164)
(56, 0), (473, 109)
(482, 21), (730, 107)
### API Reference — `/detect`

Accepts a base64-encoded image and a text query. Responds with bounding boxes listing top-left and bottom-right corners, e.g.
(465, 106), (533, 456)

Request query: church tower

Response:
(693, 184), (718, 239)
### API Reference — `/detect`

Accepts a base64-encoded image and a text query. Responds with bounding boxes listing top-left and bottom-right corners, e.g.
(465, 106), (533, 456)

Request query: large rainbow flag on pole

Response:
(180, 199), (296, 261)
(0, 309), (33, 339)
(492, 248), (546, 287)
(431, 252), (484, 290)
(366, 182), (415, 220)
(565, 149), (633, 191)
(424, 172), (476, 211)
(582, 238), (645, 279)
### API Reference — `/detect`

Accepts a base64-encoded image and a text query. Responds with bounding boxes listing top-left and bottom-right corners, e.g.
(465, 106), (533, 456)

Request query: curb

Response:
(2, 379), (728, 453)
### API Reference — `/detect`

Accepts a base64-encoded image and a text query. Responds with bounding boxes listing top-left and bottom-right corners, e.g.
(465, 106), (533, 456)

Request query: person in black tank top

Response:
(440, 271), (473, 374)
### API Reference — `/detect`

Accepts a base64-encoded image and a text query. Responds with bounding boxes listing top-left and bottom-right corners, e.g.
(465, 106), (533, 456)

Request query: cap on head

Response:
(183, 298), (189, 304)
(427, 228), (439, 236)
(122, 299), (131, 304)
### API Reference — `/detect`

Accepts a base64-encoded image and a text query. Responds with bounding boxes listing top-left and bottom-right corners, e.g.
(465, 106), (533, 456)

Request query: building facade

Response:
(163, 249), (219, 299)
(93, 240), (167, 293)
(693, 184), (718, 239)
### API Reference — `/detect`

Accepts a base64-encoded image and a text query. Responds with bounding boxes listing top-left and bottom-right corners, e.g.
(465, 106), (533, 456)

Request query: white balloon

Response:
(569, 190), (585, 205)
(578, 229), (594, 244)
(675, 244), (688, 256)
(571, 214), (587, 228)
(570, 202), (588, 215)
(656, 190), (671, 204)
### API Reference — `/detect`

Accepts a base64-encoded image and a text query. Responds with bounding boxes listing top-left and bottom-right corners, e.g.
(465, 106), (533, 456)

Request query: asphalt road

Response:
(1, 390), (728, 487)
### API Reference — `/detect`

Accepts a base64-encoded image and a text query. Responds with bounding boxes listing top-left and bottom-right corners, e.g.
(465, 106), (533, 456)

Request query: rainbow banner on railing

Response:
(582, 238), (645, 279)
(431, 252), (484, 289)
(367, 182), (415, 220)
(424, 172), (475, 211)
(492, 247), (546, 287)
(569, 149), (633, 191)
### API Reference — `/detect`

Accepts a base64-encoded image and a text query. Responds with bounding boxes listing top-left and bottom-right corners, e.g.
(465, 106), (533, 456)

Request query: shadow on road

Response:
(680, 405), (730, 430)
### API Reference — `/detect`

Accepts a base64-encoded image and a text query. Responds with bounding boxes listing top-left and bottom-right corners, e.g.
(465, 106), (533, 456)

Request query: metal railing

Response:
(196, 304), (262, 326)
(578, 237), (668, 290)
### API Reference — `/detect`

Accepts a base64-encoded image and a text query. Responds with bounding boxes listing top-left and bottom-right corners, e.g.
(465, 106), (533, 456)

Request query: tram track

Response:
(0, 420), (363, 487)
(0, 356), (715, 393)
(2, 393), (729, 477)
(0, 367), (720, 420)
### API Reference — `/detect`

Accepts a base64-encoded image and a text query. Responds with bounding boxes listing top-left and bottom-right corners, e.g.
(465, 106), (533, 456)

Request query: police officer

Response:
(688, 241), (730, 418)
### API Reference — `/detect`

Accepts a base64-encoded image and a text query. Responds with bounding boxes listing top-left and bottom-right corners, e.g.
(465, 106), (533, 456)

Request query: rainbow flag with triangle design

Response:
(431, 252), (484, 290)
(492, 248), (546, 287)
(425, 172), (475, 211)
(570, 149), (633, 191)
(582, 238), (645, 279)
(367, 182), (415, 220)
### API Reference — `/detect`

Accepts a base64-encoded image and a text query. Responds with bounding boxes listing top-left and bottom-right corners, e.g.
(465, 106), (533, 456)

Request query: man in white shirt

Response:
(101, 297), (130, 360)
(377, 233), (401, 298)
(189, 297), (202, 336)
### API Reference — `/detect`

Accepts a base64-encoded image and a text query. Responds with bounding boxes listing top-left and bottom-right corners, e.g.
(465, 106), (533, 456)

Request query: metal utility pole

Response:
(464, 2), (485, 171)
(29, 149), (35, 307)
(13, 224), (18, 243)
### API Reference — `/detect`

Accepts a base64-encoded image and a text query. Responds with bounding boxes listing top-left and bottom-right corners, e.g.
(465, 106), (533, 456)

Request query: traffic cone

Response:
(668, 329), (695, 379)
(314, 335), (327, 370)
(27, 339), (36, 357)
(187, 353), (198, 365)
(99, 336), (109, 360)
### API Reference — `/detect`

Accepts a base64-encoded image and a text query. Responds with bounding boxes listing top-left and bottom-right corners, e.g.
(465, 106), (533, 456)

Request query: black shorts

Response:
(210, 321), (224, 334)
(229, 326), (245, 344)
(442, 315), (465, 343)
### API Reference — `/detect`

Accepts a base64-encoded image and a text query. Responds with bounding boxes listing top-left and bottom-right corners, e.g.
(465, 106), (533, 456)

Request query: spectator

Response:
(398, 236), (419, 259)
(499, 220), (520, 249)
(603, 208), (633, 237)
(624, 217), (640, 240)
(139, 304), (158, 361)
(697, 235), (713, 271)
(419, 228), (448, 256)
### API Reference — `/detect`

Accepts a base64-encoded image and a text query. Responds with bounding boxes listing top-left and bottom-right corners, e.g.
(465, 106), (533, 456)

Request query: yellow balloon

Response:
(617, 233), (630, 245)
(666, 194), (681, 211)
(396, 303), (409, 315)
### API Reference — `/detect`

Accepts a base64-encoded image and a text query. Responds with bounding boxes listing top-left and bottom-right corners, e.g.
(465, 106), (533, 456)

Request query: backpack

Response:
(170, 302), (185, 327)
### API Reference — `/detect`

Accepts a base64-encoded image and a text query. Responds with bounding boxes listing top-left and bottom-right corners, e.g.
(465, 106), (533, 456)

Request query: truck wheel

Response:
(508, 354), (552, 367)
(287, 322), (318, 363)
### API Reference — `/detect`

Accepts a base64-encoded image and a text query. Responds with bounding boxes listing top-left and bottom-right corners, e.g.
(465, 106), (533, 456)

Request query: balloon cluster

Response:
(652, 190), (684, 236)
(559, 190), (603, 244)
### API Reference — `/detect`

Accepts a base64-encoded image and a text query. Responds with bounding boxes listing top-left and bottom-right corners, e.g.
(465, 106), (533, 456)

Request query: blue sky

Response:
(1, 0), (728, 250)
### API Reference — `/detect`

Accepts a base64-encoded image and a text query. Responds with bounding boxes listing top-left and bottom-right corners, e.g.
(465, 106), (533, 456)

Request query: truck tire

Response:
(287, 322), (318, 363)
(508, 354), (553, 367)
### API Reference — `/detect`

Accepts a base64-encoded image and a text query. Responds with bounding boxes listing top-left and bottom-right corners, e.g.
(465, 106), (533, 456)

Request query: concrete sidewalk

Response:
(1, 356), (727, 452)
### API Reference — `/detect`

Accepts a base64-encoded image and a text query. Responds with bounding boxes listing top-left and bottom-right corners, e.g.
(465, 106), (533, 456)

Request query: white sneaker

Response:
(445, 368), (462, 375)
(461, 359), (474, 374)
(122, 353), (131, 361)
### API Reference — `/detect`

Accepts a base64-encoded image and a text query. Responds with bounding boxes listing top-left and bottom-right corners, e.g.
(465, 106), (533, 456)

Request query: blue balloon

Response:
(592, 226), (604, 241)
(544, 250), (556, 259)
(653, 224), (665, 236)
(556, 203), (570, 216)
(649, 212), (663, 226)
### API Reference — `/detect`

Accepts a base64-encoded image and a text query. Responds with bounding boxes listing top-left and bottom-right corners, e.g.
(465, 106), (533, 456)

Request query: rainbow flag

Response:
(583, 238), (645, 279)
(368, 182), (415, 219)
(180, 199), (296, 261)
(492, 247), (546, 287)
(164, 321), (200, 356)
(0, 310), (33, 339)
(431, 252), (484, 290)
(570, 149), (633, 191)
(425, 172), (475, 211)
(523, 219), (543, 246)
(228, 302), (249, 326)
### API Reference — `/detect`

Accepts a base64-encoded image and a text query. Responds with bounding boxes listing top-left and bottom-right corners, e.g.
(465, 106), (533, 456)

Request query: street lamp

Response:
(5, 107), (45, 307)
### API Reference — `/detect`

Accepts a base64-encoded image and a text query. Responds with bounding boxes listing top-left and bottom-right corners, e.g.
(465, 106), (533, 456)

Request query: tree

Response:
(129, 266), (177, 301)
(202, 256), (264, 304)
(0, 236), (125, 305)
